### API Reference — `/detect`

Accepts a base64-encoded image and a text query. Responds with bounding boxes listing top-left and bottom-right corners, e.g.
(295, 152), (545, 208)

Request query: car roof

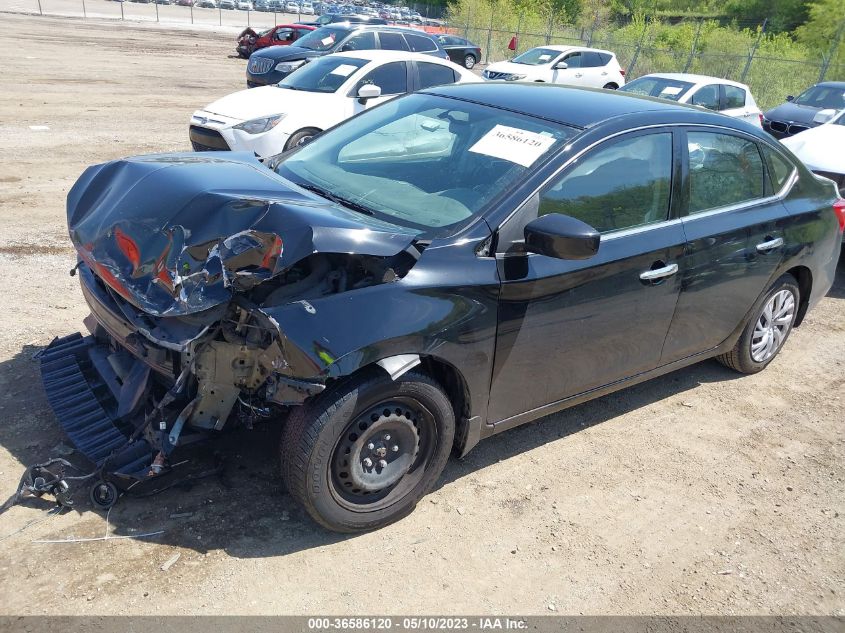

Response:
(523, 44), (613, 55)
(817, 81), (845, 88)
(422, 82), (720, 128)
(330, 49), (449, 63)
(638, 72), (751, 89)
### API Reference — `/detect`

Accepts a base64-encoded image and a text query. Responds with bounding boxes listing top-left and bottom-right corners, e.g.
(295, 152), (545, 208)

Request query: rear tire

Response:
(284, 127), (321, 151)
(716, 274), (800, 374)
(280, 369), (455, 532)
(602, 82), (619, 89)
(463, 54), (476, 69)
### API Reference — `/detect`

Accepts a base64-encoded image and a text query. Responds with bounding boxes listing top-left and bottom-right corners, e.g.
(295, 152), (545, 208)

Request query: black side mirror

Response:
(524, 214), (599, 260)
(786, 95), (794, 102)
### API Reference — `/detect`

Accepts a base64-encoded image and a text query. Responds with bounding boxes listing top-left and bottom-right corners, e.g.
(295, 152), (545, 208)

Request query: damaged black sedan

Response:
(37, 84), (843, 532)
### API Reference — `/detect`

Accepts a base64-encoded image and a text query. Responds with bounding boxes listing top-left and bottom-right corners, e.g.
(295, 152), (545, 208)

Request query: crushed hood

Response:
(67, 153), (418, 317)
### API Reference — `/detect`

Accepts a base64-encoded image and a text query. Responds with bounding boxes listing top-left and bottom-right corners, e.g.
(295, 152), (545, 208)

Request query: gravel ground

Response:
(0, 12), (843, 617)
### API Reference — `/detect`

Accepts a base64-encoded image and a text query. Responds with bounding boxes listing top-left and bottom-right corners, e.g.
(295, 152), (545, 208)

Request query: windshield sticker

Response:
(330, 63), (358, 77)
(660, 86), (683, 95)
(538, 54), (552, 61)
(321, 36), (335, 46)
(469, 124), (557, 168)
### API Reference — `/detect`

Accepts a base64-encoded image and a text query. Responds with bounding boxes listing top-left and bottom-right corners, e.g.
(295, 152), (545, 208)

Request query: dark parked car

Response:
(246, 24), (447, 87)
(436, 34), (481, 69)
(34, 84), (843, 532)
(763, 81), (845, 138)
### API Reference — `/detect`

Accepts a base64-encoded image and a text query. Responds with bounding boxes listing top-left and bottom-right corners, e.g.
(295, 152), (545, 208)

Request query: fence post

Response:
(515, 14), (522, 55)
(81, 0), (86, 17)
(819, 19), (845, 81)
(247, 8), (250, 26)
(627, 15), (649, 78)
(463, 5), (470, 39)
(155, 0), (159, 21)
(484, 1), (494, 64)
(586, 11), (598, 47)
(190, 1), (193, 23)
(120, 0), (124, 19)
(740, 17), (766, 82)
(683, 18), (702, 73)
(219, 5), (222, 25)
(545, 11), (553, 45)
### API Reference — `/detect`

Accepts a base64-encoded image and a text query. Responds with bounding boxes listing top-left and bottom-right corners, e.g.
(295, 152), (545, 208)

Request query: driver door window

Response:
(538, 132), (673, 233)
(340, 31), (376, 51)
(561, 52), (583, 68)
(354, 61), (408, 95)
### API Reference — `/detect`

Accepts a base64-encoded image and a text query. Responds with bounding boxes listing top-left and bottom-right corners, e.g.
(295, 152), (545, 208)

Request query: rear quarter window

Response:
(762, 145), (795, 192)
(417, 62), (456, 89)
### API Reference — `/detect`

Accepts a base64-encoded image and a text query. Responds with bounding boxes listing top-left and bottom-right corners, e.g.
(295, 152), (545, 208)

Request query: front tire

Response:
(463, 54), (476, 69)
(284, 127), (320, 151)
(280, 369), (455, 532)
(716, 274), (799, 374)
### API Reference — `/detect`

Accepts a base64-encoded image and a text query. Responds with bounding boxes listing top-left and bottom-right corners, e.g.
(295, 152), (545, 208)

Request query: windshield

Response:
(512, 47), (562, 66)
(793, 85), (845, 109)
(619, 76), (694, 102)
(293, 25), (349, 51)
(274, 93), (578, 237)
(278, 56), (368, 92)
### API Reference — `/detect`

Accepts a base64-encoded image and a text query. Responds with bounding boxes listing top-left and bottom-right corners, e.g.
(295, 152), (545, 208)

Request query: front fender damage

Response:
(21, 153), (427, 512)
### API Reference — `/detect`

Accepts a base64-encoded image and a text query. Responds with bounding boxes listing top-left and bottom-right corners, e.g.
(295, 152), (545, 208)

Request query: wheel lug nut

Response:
(367, 442), (375, 450)
(383, 434), (391, 441)
(363, 457), (373, 468)
(378, 459), (388, 469)
(392, 445), (399, 452)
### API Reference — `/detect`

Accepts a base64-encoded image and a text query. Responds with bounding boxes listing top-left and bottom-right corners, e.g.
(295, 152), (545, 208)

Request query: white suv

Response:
(483, 46), (625, 89)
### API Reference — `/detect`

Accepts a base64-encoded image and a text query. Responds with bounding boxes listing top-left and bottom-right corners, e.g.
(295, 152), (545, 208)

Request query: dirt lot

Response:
(0, 12), (843, 617)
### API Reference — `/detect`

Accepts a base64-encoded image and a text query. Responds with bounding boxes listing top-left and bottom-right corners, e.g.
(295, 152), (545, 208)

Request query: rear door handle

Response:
(756, 237), (784, 252)
(639, 263), (678, 282)
(574, 73), (582, 77)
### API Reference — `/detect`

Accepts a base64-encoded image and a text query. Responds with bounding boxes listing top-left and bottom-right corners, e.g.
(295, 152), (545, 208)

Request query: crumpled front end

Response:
(34, 152), (423, 505)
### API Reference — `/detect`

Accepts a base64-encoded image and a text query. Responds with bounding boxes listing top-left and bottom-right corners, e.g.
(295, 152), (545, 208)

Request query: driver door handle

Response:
(640, 263), (678, 282)
(574, 73), (583, 77)
(756, 237), (784, 252)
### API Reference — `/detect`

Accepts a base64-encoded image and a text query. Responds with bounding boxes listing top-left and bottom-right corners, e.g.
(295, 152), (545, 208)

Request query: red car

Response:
(236, 24), (316, 58)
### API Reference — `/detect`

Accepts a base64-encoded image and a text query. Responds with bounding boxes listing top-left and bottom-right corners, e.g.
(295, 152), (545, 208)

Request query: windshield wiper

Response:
(295, 182), (374, 216)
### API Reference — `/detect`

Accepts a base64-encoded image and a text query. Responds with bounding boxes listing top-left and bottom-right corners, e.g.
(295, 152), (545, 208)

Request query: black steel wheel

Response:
(280, 369), (455, 532)
(89, 480), (118, 511)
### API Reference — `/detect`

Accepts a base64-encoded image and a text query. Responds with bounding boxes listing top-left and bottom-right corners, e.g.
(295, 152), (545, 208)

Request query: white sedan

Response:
(781, 108), (845, 189)
(189, 51), (478, 157)
(482, 45), (626, 89)
(619, 73), (763, 128)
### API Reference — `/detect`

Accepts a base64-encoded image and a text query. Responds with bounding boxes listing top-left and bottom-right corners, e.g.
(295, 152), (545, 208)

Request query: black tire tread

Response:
(280, 369), (452, 532)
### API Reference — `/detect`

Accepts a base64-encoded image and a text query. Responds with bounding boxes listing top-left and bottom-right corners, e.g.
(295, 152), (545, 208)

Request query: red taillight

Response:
(620, 69), (626, 77)
(759, 113), (764, 126)
(834, 198), (845, 233)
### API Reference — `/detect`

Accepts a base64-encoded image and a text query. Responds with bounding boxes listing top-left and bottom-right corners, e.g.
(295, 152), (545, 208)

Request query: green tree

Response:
(796, 0), (845, 67)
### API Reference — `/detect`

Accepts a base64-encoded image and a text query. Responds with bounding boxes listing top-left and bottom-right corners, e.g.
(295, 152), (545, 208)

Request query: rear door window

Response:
(379, 31), (410, 51)
(406, 33), (437, 52)
(582, 52), (604, 67)
(690, 84), (720, 110)
(417, 62), (456, 89)
(722, 85), (747, 110)
(687, 131), (765, 213)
